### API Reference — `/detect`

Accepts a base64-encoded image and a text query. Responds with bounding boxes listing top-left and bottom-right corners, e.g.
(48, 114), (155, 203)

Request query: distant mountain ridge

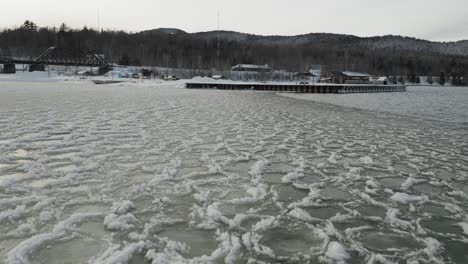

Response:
(144, 28), (468, 57)
(2, 26), (467, 76)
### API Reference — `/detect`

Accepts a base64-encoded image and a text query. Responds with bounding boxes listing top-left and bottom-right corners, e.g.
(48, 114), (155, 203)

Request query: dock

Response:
(185, 82), (406, 93)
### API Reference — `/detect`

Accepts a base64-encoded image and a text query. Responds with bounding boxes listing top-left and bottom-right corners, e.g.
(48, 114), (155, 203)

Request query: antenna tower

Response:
(217, 11), (220, 71)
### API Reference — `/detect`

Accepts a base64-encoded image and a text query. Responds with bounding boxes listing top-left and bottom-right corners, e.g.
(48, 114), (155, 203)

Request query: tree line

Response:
(1, 21), (467, 80)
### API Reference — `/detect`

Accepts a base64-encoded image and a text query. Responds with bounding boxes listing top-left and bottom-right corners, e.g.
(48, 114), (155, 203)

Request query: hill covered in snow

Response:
(1, 26), (467, 76)
(190, 30), (468, 56)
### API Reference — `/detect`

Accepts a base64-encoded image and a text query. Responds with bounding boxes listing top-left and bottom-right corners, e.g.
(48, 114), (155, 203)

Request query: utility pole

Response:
(217, 11), (220, 72)
(97, 9), (101, 32)
(345, 50), (348, 72)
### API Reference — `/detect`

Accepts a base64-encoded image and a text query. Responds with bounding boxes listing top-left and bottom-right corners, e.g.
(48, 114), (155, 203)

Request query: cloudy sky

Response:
(1, 0), (467, 41)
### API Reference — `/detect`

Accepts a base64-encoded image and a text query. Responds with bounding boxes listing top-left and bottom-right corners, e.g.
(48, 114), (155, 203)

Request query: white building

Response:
(309, 65), (322, 81)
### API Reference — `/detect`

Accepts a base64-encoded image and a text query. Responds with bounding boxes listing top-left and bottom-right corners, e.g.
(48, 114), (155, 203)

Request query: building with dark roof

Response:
(232, 64), (271, 72)
(331, 71), (371, 84)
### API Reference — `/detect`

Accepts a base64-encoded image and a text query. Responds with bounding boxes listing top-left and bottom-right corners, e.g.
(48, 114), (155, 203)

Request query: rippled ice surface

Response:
(1, 82), (467, 264)
(281, 86), (468, 124)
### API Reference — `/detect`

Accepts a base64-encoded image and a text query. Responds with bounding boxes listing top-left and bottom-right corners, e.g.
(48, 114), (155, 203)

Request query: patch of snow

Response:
(92, 241), (146, 264)
(288, 207), (318, 222)
(104, 213), (138, 231)
(7, 213), (102, 264)
(325, 241), (350, 262)
(390, 193), (427, 204)
(253, 217), (278, 233)
(401, 177), (425, 190)
(457, 222), (468, 236)
(281, 171), (304, 183)
(111, 200), (135, 215)
(385, 208), (412, 230)
(359, 156), (373, 165)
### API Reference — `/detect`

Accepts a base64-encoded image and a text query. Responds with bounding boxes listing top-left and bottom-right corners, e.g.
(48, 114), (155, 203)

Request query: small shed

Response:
(29, 64), (45, 72)
(294, 72), (318, 83)
(2, 63), (16, 74)
(371, 77), (389, 85)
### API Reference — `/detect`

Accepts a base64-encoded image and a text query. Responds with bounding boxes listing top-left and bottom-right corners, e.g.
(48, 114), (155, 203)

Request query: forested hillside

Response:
(1, 21), (467, 77)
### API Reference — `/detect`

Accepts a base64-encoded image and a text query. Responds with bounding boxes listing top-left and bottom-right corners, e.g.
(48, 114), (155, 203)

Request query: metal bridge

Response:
(0, 47), (111, 73)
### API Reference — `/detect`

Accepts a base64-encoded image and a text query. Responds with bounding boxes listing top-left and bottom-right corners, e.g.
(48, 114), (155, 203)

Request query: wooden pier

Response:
(185, 82), (406, 93)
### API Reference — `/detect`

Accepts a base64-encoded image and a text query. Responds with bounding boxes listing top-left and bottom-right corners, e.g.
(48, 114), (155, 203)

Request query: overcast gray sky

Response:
(1, 0), (467, 41)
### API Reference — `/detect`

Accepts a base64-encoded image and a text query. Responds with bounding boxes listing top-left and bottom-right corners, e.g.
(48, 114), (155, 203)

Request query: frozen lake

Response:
(0, 81), (467, 264)
(281, 86), (468, 125)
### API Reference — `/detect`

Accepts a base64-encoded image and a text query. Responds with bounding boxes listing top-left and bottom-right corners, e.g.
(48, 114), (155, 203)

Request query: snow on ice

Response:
(0, 78), (467, 263)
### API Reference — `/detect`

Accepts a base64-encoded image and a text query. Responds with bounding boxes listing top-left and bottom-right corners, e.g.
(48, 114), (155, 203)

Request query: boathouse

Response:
(331, 71), (371, 84)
